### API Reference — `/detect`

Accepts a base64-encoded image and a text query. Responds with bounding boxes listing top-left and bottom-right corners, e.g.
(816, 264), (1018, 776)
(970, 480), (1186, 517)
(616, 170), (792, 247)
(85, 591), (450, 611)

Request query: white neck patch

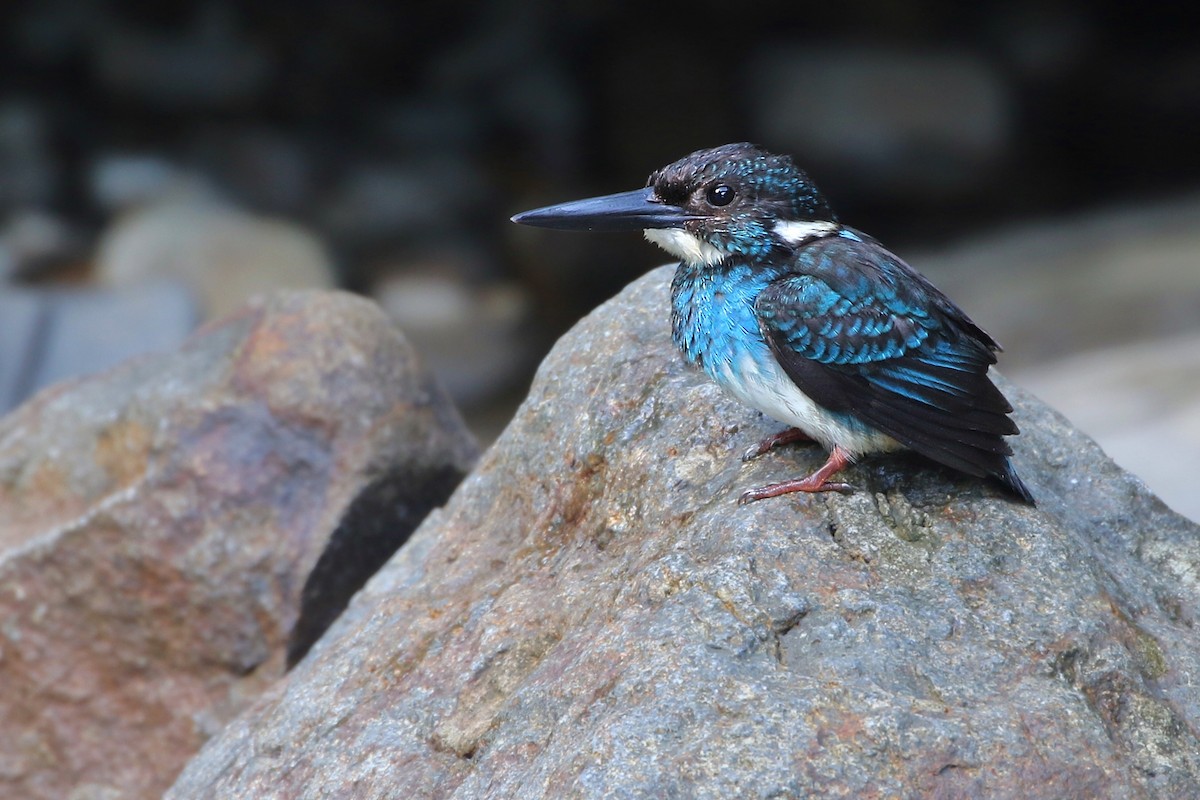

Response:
(643, 228), (724, 266)
(773, 220), (840, 245)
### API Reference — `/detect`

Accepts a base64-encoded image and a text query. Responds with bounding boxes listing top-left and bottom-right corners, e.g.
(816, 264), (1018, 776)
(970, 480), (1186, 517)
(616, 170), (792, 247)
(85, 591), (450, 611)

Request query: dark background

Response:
(5, 1), (1199, 300)
(3, 0), (1199, 512)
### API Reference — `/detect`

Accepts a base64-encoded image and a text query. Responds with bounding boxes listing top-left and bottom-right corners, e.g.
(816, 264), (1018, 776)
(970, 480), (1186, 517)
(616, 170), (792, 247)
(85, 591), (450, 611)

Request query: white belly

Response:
(715, 352), (901, 458)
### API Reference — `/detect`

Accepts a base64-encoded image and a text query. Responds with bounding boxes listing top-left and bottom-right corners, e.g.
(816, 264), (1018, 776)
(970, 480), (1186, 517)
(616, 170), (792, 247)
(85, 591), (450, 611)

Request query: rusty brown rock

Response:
(0, 290), (478, 799)
(169, 268), (1200, 800)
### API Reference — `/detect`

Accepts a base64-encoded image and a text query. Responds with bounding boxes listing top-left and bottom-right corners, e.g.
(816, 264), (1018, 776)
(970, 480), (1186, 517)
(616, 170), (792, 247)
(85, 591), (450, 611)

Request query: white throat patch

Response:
(773, 220), (840, 245)
(643, 228), (724, 266)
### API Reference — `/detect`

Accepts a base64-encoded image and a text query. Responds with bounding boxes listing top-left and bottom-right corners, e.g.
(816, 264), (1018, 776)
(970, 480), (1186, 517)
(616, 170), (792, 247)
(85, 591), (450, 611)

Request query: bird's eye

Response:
(706, 184), (735, 207)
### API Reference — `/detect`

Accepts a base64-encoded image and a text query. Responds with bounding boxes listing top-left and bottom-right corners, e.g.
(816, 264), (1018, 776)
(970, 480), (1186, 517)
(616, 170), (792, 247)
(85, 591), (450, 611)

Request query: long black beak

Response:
(511, 187), (695, 232)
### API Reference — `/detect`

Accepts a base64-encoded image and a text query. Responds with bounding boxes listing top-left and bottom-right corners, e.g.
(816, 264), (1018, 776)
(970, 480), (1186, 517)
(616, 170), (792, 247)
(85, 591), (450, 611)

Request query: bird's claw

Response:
(741, 427), (813, 462)
(737, 480), (855, 504)
(741, 443), (767, 462)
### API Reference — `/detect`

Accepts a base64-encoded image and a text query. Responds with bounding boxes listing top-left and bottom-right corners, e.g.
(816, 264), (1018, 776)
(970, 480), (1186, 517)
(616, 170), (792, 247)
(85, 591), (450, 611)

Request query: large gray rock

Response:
(168, 267), (1200, 799)
(0, 290), (477, 799)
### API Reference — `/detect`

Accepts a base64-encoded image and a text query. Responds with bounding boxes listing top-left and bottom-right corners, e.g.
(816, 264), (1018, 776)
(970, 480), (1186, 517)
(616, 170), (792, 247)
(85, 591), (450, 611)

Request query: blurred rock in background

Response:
(911, 197), (1200, 520)
(0, 281), (198, 412)
(1, 1), (1197, 516)
(1017, 332), (1200, 524)
(96, 199), (335, 320)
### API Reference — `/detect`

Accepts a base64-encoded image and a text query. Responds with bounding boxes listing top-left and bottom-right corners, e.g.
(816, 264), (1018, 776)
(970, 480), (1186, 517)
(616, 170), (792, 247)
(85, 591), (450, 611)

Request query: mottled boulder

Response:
(0, 291), (478, 800)
(169, 267), (1200, 800)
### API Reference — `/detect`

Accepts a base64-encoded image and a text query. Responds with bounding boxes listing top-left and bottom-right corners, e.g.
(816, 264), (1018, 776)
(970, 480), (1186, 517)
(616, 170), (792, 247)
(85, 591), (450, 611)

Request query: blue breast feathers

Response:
(671, 261), (778, 381)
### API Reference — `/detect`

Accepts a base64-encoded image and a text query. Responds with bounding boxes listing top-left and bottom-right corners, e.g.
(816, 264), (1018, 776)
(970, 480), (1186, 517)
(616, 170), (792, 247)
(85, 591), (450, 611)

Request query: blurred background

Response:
(1, 1), (1198, 519)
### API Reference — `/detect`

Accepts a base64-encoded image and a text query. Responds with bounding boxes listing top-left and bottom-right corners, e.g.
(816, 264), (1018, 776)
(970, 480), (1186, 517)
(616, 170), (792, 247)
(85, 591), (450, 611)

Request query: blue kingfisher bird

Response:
(512, 143), (1034, 505)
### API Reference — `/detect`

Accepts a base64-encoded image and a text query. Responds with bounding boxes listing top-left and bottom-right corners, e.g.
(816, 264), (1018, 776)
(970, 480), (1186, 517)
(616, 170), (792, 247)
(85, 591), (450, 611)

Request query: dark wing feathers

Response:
(756, 235), (1033, 503)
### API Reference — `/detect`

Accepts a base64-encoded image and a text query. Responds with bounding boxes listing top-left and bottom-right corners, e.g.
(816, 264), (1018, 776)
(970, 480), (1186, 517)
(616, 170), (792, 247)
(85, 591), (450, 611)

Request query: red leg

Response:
(741, 426), (814, 462)
(738, 445), (855, 504)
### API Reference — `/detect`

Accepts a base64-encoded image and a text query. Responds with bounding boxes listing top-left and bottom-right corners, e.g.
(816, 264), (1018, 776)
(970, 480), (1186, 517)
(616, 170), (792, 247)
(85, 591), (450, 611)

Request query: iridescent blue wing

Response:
(756, 233), (1031, 501)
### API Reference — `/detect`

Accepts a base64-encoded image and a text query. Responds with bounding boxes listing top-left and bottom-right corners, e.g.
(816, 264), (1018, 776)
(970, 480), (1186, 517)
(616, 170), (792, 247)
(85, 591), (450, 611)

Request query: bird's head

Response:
(512, 143), (837, 266)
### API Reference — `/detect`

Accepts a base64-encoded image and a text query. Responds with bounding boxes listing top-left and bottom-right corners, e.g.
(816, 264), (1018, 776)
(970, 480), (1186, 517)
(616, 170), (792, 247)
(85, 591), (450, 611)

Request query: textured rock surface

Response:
(0, 291), (478, 800)
(169, 267), (1200, 800)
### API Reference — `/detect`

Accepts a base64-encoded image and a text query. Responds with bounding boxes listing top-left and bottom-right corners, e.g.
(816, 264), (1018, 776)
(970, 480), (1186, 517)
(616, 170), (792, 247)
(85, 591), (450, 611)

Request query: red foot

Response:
(738, 445), (855, 504)
(741, 427), (814, 462)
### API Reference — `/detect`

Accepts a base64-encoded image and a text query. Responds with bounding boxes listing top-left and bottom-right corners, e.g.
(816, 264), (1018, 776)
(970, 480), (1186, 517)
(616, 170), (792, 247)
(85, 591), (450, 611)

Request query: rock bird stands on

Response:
(512, 143), (1034, 505)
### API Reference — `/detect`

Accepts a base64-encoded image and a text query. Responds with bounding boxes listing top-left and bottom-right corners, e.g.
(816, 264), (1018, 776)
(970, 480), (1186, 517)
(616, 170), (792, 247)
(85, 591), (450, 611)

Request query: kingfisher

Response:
(512, 143), (1034, 505)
